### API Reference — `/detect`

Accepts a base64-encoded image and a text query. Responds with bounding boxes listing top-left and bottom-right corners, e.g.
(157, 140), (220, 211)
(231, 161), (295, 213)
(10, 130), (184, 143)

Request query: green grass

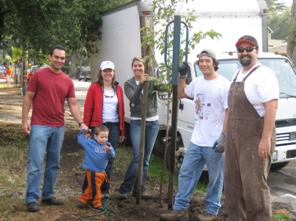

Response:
(149, 154), (207, 192)
(114, 148), (208, 193)
(0, 83), (15, 89)
(273, 210), (291, 221)
(0, 124), (28, 218)
(0, 127), (28, 192)
(273, 214), (290, 221)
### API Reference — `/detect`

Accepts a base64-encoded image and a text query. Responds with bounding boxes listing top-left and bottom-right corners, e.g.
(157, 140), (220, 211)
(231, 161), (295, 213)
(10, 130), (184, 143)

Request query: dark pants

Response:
(119, 120), (159, 194)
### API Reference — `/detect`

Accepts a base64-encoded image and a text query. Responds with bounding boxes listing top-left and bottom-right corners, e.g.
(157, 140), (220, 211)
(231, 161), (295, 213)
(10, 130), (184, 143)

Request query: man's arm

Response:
(178, 77), (188, 98)
(222, 109), (228, 134)
(67, 97), (88, 130)
(258, 99), (278, 160)
(22, 91), (34, 134)
(178, 62), (191, 98)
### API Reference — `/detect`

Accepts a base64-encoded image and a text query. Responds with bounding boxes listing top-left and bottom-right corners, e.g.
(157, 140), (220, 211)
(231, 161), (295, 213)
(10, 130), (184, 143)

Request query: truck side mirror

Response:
(179, 99), (184, 110)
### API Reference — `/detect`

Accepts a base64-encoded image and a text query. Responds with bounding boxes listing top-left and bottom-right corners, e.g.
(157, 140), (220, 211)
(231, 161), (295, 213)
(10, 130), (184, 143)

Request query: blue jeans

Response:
(26, 125), (64, 204)
(102, 122), (120, 193)
(173, 142), (224, 215)
(119, 120), (159, 194)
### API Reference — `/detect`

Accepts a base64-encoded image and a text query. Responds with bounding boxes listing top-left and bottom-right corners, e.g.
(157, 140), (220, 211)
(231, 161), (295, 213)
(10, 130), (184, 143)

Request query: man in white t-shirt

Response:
(160, 49), (230, 221)
(224, 35), (279, 221)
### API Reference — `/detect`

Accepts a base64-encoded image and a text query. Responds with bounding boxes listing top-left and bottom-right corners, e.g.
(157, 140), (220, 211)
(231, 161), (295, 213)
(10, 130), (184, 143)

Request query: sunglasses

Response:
(237, 47), (256, 53)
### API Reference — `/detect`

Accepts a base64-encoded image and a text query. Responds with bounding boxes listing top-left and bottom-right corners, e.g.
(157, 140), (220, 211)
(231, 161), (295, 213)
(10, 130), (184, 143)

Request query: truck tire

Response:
(165, 140), (185, 174)
(270, 162), (289, 171)
(153, 132), (167, 156)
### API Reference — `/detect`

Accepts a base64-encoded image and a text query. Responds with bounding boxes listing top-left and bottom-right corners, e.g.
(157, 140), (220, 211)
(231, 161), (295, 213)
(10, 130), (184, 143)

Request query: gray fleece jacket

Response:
(124, 78), (158, 119)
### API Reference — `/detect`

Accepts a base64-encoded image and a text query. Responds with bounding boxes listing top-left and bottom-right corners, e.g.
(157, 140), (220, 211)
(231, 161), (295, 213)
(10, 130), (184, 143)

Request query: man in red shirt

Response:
(22, 45), (88, 212)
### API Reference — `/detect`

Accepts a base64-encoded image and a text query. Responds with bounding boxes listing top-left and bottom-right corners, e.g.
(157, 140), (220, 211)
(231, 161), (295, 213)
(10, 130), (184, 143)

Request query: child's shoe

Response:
(77, 202), (88, 209)
(92, 206), (105, 213)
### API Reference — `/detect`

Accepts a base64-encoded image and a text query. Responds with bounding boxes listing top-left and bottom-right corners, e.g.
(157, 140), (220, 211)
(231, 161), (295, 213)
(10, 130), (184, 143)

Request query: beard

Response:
(239, 55), (252, 67)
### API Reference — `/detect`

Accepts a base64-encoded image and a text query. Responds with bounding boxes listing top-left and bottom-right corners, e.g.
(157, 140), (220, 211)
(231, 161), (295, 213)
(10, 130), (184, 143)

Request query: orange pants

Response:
(79, 170), (107, 208)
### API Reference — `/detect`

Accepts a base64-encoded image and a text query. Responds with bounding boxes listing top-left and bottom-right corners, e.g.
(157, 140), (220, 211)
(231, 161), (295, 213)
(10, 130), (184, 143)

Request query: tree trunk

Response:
(86, 39), (100, 83)
(70, 53), (78, 78)
(288, 0), (296, 64)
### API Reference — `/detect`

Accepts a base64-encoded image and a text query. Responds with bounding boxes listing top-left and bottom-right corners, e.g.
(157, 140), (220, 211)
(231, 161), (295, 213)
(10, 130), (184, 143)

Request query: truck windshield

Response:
(194, 57), (296, 98)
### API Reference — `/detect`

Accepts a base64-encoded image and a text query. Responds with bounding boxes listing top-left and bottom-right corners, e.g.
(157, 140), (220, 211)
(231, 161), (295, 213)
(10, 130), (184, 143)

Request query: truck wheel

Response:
(153, 132), (167, 156)
(270, 162), (289, 171)
(165, 141), (185, 174)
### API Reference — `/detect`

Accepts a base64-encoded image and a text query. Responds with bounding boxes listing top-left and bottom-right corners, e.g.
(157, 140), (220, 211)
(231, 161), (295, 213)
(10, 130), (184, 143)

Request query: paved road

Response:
(73, 79), (90, 102)
(269, 160), (296, 218)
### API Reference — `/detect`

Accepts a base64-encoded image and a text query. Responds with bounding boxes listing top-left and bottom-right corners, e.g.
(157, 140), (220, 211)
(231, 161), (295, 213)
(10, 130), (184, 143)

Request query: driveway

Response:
(269, 161), (296, 218)
(73, 79), (90, 102)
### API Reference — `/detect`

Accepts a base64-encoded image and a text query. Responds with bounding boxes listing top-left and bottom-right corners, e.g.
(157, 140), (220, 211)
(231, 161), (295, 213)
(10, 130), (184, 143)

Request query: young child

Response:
(77, 125), (115, 210)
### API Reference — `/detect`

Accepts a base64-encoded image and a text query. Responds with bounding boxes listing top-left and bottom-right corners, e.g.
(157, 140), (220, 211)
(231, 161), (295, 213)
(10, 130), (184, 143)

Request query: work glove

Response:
(179, 61), (190, 77)
(213, 133), (226, 153)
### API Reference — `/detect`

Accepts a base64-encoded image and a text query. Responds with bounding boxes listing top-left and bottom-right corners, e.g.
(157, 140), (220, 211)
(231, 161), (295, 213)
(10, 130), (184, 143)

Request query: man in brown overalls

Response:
(224, 35), (279, 221)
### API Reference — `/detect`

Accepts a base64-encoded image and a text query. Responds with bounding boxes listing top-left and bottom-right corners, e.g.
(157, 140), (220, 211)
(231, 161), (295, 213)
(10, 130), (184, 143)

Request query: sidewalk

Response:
(0, 87), (23, 124)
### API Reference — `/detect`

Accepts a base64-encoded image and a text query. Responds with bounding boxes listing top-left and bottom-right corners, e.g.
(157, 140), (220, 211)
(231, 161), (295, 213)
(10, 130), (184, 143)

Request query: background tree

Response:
(266, 0), (291, 40)
(288, 0), (296, 64)
(0, 0), (130, 77)
(71, 0), (131, 80)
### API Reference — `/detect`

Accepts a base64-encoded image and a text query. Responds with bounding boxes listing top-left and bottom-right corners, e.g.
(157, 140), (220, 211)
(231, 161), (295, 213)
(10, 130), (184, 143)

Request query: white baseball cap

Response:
(100, 60), (115, 70)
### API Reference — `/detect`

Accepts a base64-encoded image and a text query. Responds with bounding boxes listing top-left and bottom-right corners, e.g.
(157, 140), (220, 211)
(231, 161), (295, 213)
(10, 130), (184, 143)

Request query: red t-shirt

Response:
(27, 67), (75, 126)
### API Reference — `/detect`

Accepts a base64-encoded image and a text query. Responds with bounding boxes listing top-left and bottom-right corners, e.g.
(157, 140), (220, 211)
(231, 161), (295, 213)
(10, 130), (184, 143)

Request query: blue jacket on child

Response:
(77, 132), (115, 172)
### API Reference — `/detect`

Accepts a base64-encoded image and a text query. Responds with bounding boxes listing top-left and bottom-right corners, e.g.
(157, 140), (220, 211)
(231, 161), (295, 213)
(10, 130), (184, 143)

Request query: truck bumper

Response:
(272, 144), (296, 163)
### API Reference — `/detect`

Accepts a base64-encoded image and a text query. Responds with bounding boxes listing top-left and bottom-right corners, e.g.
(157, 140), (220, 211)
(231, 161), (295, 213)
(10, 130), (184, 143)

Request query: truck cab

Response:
(176, 52), (296, 170)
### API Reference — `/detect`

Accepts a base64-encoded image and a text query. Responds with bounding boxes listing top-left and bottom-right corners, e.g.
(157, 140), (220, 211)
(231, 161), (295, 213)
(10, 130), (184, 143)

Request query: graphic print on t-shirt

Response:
(195, 93), (211, 120)
(95, 146), (106, 154)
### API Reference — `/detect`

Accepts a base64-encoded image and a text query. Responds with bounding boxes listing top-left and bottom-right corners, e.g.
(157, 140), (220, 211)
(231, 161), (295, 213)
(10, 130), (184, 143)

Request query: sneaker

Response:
(42, 197), (64, 205)
(198, 212), (218, 221)
(27, 202), (39, 212)
(91, 206), (105, 213)
(77, 202), (88, 209)
(160, 210), (189, 221)
(103, 193), (110, 199)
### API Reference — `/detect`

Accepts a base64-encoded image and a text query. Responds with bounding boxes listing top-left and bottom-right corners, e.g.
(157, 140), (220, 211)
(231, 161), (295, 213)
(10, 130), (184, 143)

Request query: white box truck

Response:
(101, 0), (296, 170)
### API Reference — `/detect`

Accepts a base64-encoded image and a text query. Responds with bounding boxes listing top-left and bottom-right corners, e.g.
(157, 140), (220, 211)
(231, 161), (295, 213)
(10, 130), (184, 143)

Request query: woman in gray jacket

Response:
(119, 57), (159, 197)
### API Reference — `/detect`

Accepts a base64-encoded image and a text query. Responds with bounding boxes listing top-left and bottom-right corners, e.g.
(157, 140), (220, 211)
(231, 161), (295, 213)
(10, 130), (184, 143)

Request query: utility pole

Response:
(167, 15), (181, 209)
(163, 15), (189, 209)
